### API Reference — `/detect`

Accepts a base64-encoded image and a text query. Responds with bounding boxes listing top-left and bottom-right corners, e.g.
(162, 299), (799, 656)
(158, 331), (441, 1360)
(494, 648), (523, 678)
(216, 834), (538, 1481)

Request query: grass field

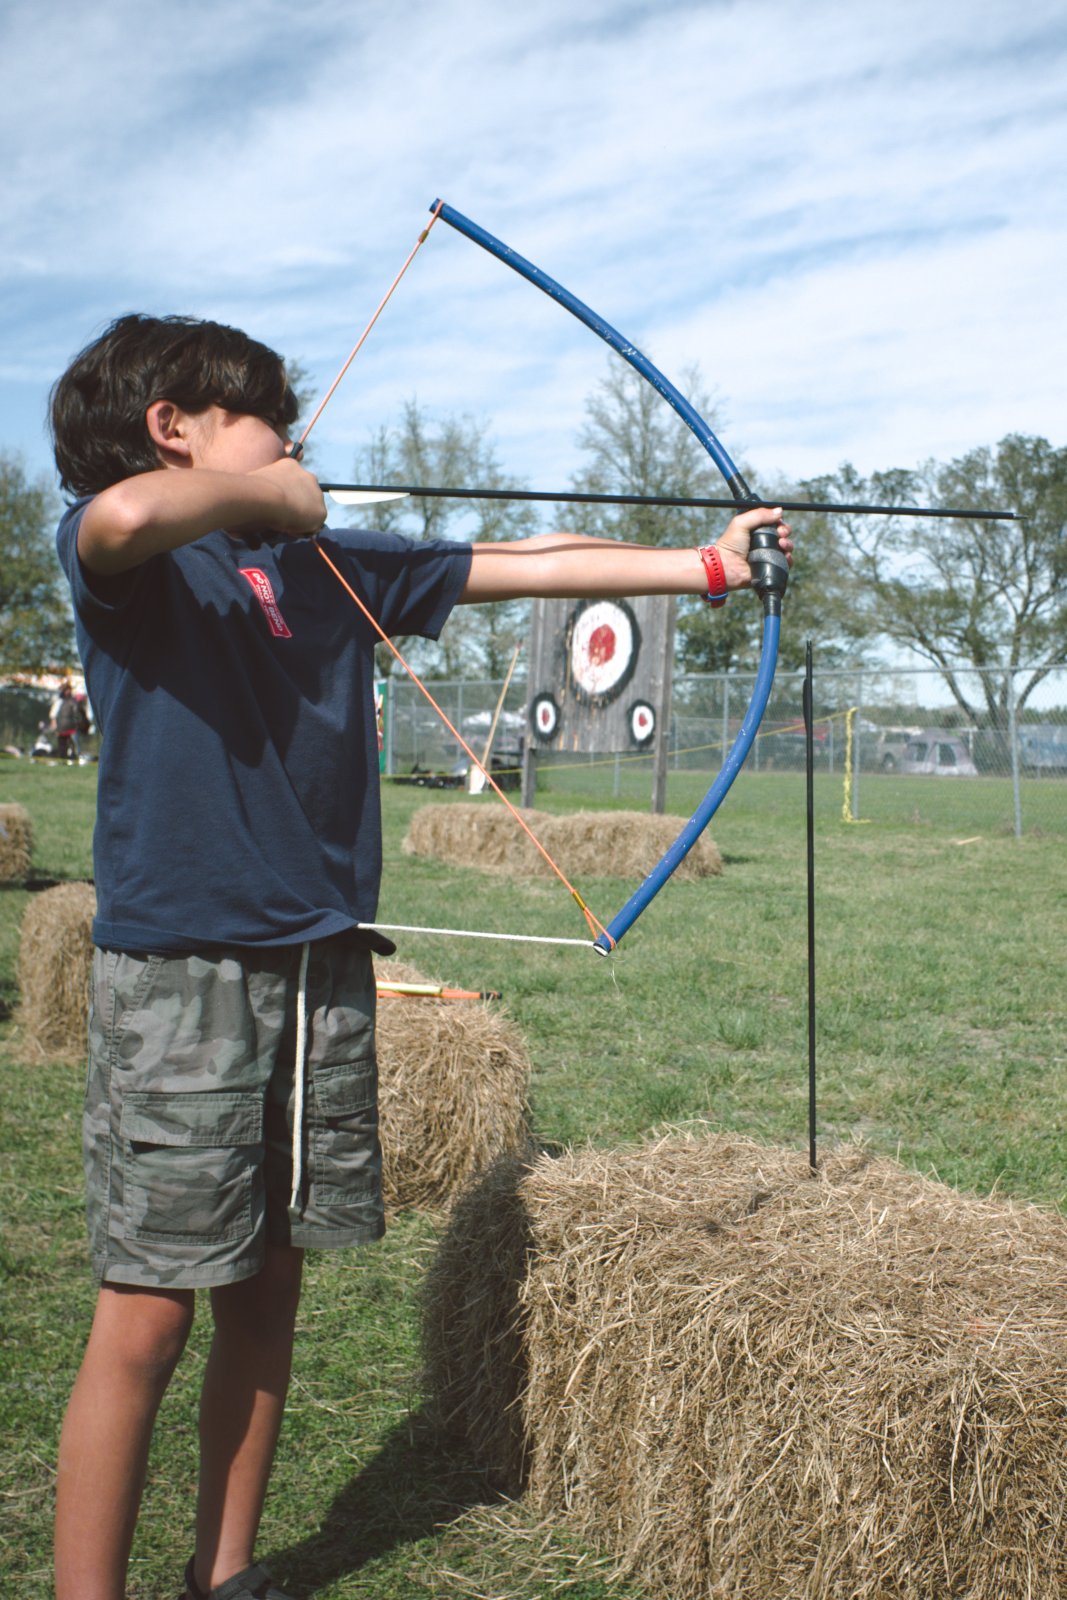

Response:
(1, 759), (1064, 1597)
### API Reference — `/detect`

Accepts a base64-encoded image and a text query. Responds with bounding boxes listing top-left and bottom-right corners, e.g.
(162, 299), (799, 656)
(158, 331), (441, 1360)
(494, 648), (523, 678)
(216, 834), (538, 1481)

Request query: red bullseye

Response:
(587, 623), (617, 666)
(629, 700), (656, 746)
(531, 692), (560, 742)
(567, 601), (637, 705)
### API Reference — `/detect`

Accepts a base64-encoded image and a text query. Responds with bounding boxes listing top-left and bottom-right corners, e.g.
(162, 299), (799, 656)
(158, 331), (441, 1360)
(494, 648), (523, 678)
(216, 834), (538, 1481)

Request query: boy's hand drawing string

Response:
(293, 199), (1014, 955)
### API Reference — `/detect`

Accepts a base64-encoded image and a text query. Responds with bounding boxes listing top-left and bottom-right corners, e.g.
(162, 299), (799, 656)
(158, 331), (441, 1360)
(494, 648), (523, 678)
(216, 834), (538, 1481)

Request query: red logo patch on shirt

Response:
(240, 569), (292, 638)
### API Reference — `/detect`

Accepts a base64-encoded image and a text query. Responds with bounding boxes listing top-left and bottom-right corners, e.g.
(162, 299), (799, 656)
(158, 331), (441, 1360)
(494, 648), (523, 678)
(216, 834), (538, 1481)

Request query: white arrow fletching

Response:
(327, 486), (412, 505)
(326, 486), (412, 505)
(327, 489), (411, 506)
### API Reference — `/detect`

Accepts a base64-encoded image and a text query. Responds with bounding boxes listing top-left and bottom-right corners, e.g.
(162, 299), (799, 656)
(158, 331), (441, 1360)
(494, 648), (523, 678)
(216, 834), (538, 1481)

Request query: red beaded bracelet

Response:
(696, 544), (728, 608)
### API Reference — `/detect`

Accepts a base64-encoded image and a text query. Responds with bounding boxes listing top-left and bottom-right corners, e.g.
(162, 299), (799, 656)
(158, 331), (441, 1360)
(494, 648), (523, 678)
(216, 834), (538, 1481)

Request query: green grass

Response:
(1, 758), (1065, 1596)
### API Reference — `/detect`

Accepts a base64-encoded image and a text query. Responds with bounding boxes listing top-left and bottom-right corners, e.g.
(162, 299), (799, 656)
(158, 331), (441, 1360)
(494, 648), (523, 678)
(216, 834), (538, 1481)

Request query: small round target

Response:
(530, 692), (561, 742)
(629, 700), (656, 747)
(565, 599), (640, 707)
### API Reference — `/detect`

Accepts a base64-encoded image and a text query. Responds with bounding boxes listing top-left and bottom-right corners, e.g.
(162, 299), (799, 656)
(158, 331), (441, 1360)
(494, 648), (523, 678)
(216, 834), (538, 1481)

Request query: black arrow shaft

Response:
(320, 482), (1019, 521)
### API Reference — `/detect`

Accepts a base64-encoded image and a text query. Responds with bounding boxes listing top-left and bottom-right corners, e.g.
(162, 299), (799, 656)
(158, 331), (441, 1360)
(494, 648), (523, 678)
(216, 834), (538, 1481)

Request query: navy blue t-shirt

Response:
(57, 500), (472, 953)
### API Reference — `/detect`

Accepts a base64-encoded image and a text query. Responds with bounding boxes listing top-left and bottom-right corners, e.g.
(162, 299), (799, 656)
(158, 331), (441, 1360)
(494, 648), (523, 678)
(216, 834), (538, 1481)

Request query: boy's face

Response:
(185, 406), (293, 474)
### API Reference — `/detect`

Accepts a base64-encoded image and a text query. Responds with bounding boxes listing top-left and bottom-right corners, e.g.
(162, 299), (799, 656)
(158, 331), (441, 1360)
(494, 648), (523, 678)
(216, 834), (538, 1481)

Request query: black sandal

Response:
(182, 1556), (296, 1600)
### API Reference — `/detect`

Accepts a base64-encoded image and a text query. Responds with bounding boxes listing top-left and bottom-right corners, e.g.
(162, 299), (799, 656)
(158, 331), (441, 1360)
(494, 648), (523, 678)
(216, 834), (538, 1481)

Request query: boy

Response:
(50, 312), (791, 1600)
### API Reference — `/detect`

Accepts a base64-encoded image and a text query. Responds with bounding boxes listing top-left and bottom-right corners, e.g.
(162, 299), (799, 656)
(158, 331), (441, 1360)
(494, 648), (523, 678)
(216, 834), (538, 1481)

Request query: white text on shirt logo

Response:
(239, 569), (293, 639)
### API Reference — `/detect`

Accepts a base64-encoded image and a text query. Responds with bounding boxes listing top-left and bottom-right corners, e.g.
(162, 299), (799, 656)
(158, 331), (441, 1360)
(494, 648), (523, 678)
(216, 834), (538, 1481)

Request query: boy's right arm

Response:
(78, 460), (326, 576)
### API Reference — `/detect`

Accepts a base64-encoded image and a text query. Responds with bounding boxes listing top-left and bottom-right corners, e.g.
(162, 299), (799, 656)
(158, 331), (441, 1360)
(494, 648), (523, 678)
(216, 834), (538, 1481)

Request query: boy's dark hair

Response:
(50, 313), (300, 496)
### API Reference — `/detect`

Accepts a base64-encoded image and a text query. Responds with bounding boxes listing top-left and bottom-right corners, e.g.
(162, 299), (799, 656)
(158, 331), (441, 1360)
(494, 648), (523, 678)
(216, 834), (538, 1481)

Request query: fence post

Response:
(385, 677), (397, 775)
(852, 673), (863, 820)
(650, 596), (674, 815)
(1007, 671), (1023, 838)
(520, 744), (536, 807)
(721, 673), (730, 766)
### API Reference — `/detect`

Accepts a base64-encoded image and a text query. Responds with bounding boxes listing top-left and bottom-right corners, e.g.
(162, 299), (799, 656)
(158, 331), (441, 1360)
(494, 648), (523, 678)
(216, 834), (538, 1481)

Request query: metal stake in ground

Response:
(803, 639), (817, 1172)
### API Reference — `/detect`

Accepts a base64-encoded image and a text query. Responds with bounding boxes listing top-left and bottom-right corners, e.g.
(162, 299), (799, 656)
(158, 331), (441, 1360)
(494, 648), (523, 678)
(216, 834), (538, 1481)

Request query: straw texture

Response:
(0, 802), (33, 884)
(403, 804), (722, 881)
(423, 1131), (1067, 1598)
(376, 960), (531, 1214)
(16, 881), (96, 1060)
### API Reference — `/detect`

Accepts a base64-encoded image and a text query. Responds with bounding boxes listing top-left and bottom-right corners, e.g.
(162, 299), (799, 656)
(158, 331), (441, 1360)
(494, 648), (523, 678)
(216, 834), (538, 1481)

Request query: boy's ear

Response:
(145, 399), (195, 465)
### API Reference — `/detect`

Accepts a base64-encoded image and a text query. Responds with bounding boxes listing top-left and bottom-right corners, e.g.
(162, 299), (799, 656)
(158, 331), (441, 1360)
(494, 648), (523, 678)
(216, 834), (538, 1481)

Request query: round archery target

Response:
(530, 692), (561, 742)
(629, 700), (656, 746)
(565, 600), (640, 707)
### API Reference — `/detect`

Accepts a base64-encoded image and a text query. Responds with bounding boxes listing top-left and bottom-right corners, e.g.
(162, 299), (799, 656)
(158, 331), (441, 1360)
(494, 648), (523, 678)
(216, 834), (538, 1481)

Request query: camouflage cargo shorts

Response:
(84, 933), (384, 1288)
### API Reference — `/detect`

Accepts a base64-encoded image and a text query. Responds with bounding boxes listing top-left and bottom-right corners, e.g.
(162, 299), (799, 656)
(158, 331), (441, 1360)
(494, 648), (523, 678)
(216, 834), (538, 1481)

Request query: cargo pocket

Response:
(311, 1057), (381, 1205)
(120, 1092), (262, 1244)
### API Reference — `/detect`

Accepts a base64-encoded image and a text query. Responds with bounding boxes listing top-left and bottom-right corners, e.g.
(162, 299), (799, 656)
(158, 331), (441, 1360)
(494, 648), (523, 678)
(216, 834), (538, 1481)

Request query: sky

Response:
(2, 0), (1065, 504)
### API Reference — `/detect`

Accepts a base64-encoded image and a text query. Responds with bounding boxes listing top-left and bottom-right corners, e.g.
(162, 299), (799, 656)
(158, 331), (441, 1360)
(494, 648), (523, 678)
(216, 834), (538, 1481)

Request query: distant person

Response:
(49, 311), (793, 1600)
(53, 682), (83, 760)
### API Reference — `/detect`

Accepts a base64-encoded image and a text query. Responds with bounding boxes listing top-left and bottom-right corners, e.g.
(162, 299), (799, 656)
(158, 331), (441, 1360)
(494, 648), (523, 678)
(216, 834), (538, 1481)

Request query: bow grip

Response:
(747, 523), (789, 616)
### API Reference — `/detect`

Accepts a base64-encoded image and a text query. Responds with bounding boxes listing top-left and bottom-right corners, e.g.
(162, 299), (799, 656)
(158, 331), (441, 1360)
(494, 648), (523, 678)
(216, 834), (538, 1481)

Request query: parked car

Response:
(866, 725), (922, 771)
(764, 726), (830, 768)
(1019, 727), (1067, 775)
(898, 733), (978, 777)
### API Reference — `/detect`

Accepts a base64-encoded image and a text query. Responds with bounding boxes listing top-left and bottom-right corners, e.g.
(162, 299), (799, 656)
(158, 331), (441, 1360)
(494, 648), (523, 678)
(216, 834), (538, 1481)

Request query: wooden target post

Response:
(522, 595), (675, 811)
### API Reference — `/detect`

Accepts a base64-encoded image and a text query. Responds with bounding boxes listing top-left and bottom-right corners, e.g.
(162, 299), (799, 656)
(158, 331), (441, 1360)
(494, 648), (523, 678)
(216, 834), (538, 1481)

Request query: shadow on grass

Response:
(270, 1406), (504, 1595)
(272, 1156), (536, 1594)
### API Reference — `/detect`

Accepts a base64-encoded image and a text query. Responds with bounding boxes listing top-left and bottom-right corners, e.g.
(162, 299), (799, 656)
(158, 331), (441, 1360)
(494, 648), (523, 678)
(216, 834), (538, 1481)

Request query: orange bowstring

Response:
(294, 202), (444, 454)
(314, 539), (610, 945)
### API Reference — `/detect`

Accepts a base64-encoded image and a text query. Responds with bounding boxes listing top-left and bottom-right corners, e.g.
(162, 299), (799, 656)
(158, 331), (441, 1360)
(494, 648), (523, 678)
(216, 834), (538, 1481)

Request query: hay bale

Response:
(423, 1132), (1067, 1599)
(404, 803), (722, 881)
(0, 802), (33, 883)
(17, 881), (96, 1060)
(376, 960), (531, 1214)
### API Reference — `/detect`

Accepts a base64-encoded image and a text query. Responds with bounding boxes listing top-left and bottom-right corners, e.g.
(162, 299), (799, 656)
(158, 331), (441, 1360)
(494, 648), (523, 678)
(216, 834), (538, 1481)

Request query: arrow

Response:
(321, 482), (1020, 521)
(376, 980), (502, 1000)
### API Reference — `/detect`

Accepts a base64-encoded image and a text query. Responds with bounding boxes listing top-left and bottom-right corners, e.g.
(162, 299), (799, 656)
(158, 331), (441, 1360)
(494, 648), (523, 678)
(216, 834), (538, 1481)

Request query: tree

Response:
(352, 401), (539, 678)
(800, 435), (1067, 733)
(562, 362), (760, 672)
(0, 453), (75, 676)
(562, 363), (861, 674)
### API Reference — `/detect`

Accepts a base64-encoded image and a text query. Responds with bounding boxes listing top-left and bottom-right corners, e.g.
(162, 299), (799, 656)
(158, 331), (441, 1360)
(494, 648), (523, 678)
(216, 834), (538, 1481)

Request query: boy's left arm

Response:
(459, 506), (792, 602)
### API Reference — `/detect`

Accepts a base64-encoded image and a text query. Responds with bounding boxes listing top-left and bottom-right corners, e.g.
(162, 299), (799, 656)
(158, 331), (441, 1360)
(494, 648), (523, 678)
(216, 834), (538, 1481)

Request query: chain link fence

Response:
(671, 662), (1067, 838)
(381, 661), (1067, 837)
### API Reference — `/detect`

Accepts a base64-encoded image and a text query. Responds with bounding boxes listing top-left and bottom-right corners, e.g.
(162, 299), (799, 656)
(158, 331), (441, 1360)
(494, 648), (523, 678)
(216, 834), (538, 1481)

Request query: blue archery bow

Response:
(432, 200), (790, 955)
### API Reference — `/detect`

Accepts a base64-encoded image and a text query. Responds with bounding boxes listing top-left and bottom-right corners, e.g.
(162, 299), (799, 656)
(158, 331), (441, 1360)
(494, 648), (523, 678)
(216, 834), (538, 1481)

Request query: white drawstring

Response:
(289, 941), (311, 1212)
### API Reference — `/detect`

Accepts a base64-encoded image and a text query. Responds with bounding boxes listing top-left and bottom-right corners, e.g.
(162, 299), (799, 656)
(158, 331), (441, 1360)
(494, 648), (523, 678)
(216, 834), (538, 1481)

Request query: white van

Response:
(898, 733), (978, 777)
